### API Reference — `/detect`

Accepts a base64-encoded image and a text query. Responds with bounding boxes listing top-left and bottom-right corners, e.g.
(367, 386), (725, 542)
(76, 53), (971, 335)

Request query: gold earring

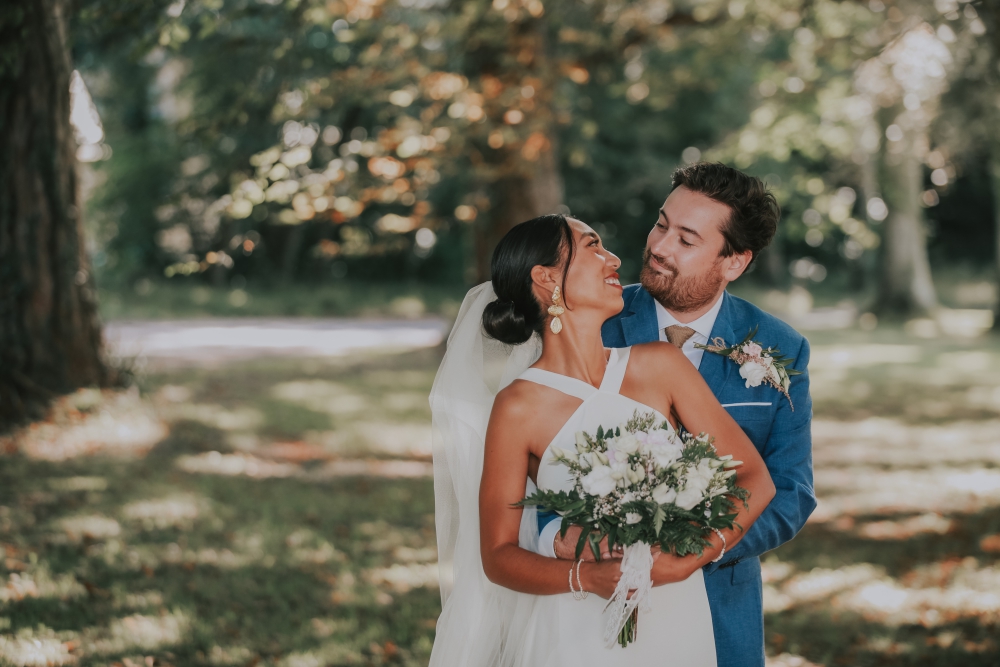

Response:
(548, 286), (565, 334)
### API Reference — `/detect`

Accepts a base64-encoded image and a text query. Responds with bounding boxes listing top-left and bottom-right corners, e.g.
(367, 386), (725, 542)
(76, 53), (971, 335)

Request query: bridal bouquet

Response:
(517, 411), (749, 648)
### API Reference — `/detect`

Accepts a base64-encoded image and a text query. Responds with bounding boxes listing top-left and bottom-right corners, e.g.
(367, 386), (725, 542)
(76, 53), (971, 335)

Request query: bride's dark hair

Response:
(483, 214), (574, 345)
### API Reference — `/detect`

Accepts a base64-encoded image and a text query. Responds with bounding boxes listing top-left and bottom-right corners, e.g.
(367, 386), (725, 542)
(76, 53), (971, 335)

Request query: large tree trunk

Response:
(469, 12), (565, 283)
(874, 110), (938, 318)
(992, 151), (1000, 330)
(475, 149), (564, 283)
(0, 0), (109, 429)
(982, 1), (1000, 330)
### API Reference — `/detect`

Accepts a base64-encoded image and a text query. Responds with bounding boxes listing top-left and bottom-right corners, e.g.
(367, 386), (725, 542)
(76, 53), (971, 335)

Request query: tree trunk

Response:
(874, 111), (938, 318)
(981, 1), (1000, 330)
(0, 0), (109, 429)
(475, 147), (564, 283)
(470, 14), (565, 283)
(992, 151), (1000, 330)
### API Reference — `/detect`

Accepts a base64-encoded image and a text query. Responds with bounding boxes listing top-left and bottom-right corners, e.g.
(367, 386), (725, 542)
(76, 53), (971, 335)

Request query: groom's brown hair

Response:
(671, 162), (779, 267)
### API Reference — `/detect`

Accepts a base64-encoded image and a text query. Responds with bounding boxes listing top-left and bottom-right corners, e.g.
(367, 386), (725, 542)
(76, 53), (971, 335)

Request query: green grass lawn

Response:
(2, 326), (1000, 666)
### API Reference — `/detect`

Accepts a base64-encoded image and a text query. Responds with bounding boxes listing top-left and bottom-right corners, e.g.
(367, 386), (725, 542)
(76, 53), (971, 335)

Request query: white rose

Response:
(652, 483), (677, 505)
(650, 443), (683, 469)
(739, 360), (769, 388)
(581, 465), (616, 497)
(609, 461), (629, 480)
(613, 433), (640, 456)
(673, 460), (715, 509)
(626, 512), (642, 524)
(674, 485), (705, 510)
(690, 459), (716, 487)
(643, 429), (673, 447)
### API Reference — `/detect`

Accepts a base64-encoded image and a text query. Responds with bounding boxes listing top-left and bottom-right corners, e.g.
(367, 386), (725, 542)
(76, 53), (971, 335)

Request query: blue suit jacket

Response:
(543, 285), (816, 667)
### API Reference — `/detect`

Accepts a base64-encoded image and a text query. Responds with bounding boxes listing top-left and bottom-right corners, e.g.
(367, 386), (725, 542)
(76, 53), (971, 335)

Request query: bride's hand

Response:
(554, 528), (622, 561)
(650, 550), (699, 585)
(578, 560), (623, 599)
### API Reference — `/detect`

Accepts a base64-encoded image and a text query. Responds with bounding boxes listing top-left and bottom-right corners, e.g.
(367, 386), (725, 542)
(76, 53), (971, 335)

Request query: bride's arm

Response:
(479, 387), (624, 598)
(628, 343), (777, 586)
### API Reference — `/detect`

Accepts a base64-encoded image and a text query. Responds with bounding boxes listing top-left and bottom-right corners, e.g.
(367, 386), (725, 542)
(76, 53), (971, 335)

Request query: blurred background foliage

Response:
(70, 0), (1000, 320)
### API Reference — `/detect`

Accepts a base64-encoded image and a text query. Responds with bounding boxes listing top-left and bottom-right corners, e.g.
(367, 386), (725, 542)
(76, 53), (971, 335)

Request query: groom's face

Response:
(641, 186), (732, 313)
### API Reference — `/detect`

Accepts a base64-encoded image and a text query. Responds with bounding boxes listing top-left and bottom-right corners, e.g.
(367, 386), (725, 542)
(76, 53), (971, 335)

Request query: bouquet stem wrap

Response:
(603, 541), (653, 648)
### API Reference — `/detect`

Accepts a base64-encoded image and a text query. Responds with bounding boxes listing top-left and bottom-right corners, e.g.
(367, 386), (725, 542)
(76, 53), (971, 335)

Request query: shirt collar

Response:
(654, 291), (725, 341)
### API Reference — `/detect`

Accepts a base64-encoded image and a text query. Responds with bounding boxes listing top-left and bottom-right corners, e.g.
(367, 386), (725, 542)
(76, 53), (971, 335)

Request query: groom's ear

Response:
(723, 250), (753, 281)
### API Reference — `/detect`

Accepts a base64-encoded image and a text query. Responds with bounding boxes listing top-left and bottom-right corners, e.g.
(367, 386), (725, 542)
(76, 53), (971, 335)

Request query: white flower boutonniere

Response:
(696, 327), (802, 409)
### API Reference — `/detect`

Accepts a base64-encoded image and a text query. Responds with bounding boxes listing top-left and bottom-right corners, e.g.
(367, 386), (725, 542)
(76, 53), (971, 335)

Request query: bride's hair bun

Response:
(482, 298), (533, 345)
(482, 214), (574, 345)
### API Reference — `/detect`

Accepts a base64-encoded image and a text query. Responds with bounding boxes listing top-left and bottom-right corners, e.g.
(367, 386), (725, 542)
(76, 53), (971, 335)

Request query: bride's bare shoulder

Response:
(491, 379), (545, 423)
(491, 377), (580, 430)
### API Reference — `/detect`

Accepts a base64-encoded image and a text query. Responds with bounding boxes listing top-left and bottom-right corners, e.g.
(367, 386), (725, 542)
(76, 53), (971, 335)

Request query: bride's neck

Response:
(535, 314), (609, 386)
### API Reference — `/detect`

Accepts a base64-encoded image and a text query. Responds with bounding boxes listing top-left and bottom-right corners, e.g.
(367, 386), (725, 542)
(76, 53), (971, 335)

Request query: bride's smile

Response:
(556, 218), (624, 324)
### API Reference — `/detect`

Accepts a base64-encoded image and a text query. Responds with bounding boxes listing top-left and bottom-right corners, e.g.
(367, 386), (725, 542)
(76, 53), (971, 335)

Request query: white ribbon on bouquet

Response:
(603, 541), (654, 648)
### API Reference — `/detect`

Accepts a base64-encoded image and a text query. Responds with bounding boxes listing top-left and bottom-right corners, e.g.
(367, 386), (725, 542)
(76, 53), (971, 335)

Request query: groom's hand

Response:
(553, 527), (621, 561)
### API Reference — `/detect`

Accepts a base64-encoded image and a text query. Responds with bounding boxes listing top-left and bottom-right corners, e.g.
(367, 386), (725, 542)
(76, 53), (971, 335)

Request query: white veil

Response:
(428, 282), (543, 667)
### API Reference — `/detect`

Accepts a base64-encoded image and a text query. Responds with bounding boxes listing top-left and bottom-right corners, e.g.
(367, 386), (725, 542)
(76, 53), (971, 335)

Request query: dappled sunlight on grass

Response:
(2, 332), (1000, 665)
(811, 466), (1000, 521)
(0, 388), (167, 462)
(271, 379), (370, 417)
(365, 563), (441, 594)
(121, 494), (208, 531)
(755, 329), (1000, 664)
(0, 632), (76, 667)
(177, 451), (301, 478)
(1, 566), (87, 604)
(55, 515), (122, 542)
(834, 558), (1000, 627)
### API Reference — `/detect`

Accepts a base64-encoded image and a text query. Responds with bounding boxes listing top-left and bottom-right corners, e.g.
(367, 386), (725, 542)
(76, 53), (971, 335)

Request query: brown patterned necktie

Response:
(665, 325), (696, 349)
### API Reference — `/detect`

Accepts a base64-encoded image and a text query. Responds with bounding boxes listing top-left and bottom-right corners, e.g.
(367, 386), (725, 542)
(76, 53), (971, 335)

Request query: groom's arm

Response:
(535, 509), (561, 558)
(704, 336), (816, 574)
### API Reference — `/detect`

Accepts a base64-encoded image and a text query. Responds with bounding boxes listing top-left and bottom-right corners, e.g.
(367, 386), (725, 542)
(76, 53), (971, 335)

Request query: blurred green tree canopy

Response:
(72, 0), (1000, 317)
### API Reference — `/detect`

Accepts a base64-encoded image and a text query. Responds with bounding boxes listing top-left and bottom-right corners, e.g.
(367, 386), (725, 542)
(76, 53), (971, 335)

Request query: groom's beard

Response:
(640, 248), (725, 313)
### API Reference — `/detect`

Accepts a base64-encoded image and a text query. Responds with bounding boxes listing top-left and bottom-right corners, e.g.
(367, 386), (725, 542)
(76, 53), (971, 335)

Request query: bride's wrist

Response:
(577, 560), (594, 593)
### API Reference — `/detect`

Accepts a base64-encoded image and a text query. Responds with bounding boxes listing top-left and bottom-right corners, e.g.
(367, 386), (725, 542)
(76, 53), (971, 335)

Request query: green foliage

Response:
(70, 0), (1000, 294)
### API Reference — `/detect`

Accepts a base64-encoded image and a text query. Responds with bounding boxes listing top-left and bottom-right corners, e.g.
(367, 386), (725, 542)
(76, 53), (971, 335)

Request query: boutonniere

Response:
(695, 327), (802, 410)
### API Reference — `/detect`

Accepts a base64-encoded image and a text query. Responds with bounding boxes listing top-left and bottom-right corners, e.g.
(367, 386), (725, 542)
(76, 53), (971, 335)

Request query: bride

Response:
(429, 214), (775, 666)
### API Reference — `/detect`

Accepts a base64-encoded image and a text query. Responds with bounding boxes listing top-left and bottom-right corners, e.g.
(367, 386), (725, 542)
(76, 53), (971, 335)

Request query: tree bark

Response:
(981, 0), (1000, 330)
(874, 109), (938, 318)
(470, 14), (565, 283)
(991, 151), (1000, 330)
(476, 148), (564, 283)
(0, 0), (109, 429)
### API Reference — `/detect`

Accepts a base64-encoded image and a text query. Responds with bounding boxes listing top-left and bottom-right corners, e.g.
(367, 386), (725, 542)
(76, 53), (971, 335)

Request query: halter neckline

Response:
(516, 347), (631, 401)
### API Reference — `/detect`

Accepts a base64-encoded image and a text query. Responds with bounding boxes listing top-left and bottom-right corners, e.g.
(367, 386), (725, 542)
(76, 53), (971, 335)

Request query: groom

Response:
(536, 162), (816, 667)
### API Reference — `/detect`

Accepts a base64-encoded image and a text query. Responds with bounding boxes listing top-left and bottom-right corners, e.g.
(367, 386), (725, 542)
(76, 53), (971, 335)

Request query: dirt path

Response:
(104, 317), (449, 366)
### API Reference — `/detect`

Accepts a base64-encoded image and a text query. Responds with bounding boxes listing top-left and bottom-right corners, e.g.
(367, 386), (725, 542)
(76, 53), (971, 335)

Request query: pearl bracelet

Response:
(575, 559), (588, 600)
(569, 559), (587, 600)
(710, 528), (727, 564)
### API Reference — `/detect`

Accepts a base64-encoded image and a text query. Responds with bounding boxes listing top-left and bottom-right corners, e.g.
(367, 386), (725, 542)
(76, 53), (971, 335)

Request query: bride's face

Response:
(559, 218), (623, 318)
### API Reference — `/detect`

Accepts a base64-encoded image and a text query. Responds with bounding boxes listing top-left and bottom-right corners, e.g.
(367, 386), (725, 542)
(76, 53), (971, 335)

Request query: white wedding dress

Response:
(513, 347), (718, 667)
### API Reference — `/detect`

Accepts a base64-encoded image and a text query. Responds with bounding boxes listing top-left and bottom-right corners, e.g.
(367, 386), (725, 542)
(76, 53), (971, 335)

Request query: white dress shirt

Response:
(654, 291), (725, 371)
(537, 291), (726, 558)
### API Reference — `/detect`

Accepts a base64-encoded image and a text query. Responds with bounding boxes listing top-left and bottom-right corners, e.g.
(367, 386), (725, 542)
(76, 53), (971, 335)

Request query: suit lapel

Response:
(619, 287), (661, 345)
(699, 292), (738, 398)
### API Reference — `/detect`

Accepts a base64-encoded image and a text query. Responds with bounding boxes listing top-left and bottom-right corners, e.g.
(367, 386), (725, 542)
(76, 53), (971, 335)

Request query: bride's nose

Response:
(608, 252), (621, 270)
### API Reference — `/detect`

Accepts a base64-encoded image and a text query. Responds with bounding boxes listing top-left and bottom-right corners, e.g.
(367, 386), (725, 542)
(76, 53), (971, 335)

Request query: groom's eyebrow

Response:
(660, 209), (704, 241)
